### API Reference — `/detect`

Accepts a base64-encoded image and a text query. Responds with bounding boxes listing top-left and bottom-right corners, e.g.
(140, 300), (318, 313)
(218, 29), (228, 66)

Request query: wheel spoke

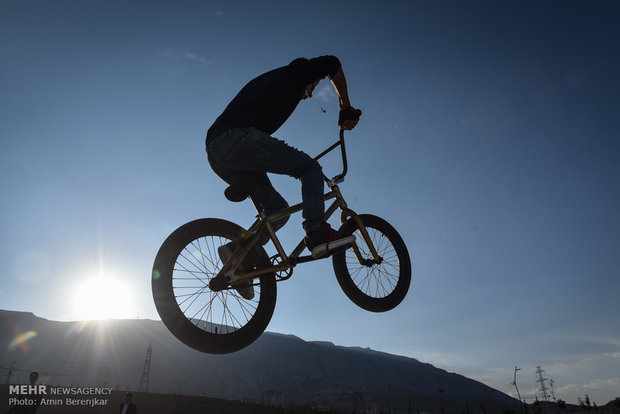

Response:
(169, 234), (265, 336)
(344, 226), (402, 299)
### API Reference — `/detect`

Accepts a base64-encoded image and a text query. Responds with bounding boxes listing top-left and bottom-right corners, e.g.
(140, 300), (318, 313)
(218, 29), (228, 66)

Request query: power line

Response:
(1, 362), (72, 383)
(138, 343), (152, 392)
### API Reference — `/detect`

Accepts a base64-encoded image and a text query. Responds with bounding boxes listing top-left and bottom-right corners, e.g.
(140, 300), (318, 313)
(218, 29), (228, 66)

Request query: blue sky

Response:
(2, 0), (619, 404)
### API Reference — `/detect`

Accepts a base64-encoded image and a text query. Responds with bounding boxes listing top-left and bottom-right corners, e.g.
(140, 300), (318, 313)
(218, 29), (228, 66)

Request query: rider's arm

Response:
(330, 67), (360, 130)
(330, 67), (351, 110)
(294, 56), (360, 129)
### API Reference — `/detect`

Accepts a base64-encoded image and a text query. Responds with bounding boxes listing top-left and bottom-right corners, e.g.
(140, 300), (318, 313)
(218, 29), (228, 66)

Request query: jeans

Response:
(207, 128), (325, 242)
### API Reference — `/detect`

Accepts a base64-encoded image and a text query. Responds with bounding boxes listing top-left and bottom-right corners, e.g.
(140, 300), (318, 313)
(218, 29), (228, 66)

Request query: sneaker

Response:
(305, 224), (356, 259)
(217, 242), (255, 300)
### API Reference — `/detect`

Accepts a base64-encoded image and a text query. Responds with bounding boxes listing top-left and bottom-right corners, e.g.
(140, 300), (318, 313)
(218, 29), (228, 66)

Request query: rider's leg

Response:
(207, 127), (325, 234)
(249, 184), (289, 244)
(207, 127), (353, 258)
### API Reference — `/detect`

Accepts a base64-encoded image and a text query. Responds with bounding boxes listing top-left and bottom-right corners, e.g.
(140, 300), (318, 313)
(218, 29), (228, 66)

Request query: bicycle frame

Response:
(221, 130), (383, 286)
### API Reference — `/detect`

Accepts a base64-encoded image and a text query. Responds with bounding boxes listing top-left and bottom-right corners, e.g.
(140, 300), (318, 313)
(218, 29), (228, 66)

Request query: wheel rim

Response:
(172, 235), (262, 335)
(345, 227), (400, 299)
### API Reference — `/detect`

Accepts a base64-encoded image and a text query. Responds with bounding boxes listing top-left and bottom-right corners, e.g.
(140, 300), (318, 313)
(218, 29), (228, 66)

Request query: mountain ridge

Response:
(1, 309), (520, 413)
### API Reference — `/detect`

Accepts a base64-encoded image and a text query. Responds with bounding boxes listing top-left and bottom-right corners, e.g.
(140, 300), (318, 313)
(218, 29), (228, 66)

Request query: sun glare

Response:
(72, 275), (135, 320)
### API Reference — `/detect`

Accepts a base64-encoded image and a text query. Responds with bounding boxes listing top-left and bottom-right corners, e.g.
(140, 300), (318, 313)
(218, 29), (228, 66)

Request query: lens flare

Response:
(9, 329), (38, 351)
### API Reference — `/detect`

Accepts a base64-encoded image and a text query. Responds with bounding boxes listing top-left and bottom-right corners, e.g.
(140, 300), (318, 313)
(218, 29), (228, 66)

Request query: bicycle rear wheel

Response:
(332, 214), (411, 312)
(152, 218), (276, 354)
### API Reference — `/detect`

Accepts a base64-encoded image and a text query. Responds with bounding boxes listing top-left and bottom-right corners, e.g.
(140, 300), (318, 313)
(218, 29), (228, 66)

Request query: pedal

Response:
(209, 270), (240, 292)
(329, 245), (350, 255)
(301, 244), (351, 261)
(291, 255), (315, 264)
(209, 274), (229, 292)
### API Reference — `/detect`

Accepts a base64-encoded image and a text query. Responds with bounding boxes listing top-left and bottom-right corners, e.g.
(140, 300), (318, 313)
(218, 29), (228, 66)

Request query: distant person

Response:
(206, 55), (362, 299)
(9, 372), (41, 414)
(119, 392), (137, 414)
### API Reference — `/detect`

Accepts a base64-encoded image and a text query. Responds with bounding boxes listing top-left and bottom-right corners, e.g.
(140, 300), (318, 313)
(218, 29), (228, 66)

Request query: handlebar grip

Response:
(338, 107), (362, 125)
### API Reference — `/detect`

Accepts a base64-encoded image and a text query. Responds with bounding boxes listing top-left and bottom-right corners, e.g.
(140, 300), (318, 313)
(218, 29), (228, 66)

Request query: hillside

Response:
(1, 309), (521, 413)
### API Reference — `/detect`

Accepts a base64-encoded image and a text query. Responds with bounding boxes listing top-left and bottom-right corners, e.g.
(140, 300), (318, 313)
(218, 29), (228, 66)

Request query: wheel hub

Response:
(361, 256), (383, 267)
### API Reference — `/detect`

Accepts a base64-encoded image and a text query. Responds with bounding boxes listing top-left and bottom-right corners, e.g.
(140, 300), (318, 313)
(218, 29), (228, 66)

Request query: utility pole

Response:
(138, 343), (152, 392)
(4, 361), (17, 384)
(385, 384), (391, 414)
(535, 366), (551, 402)
(511, 366), (525, 414)
(549, 379), (557, 401)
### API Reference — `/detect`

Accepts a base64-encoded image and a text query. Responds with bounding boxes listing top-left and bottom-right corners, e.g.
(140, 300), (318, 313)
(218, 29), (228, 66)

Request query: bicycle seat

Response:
(224, 185), (251, 202)
(224, 176), (271, 203)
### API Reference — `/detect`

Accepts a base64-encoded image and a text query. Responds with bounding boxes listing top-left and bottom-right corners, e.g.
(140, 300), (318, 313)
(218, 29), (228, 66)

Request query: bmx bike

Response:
(152, 130), (411, 354)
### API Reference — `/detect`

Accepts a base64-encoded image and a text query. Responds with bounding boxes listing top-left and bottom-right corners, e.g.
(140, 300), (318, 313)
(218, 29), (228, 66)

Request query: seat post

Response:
(248, 195), (264, 214)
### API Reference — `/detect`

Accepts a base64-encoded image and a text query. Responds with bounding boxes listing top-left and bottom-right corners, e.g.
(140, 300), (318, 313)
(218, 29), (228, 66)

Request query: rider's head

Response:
(289, 58), (319, 100)
(302, 80), (320, 100)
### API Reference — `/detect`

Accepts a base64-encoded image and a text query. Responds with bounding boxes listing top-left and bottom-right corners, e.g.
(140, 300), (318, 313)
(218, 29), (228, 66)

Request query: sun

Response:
(71, 275), (135, 320)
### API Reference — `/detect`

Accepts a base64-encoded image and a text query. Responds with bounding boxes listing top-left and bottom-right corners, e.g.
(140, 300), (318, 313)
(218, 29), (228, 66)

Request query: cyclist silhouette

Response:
(206, 55), (361, 299)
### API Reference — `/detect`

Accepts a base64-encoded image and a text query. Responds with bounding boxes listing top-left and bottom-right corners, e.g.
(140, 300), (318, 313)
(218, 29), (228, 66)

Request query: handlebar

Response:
(314, 129), (348, 184)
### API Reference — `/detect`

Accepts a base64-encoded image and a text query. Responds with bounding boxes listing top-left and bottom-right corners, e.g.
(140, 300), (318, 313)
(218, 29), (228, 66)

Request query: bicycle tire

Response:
(152, 218), (276, 354)
(332, 214), (411, 312)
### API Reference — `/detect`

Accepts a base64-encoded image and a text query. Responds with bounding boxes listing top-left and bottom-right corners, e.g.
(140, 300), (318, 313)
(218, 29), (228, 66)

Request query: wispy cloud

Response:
(160, 50), (211, 68)
(183, 52), (210, 66)
(461, 115), (479, 125)
(315, 84), (336, 101)
(583, 378), (620, 390)
(553, 383), (579, 398)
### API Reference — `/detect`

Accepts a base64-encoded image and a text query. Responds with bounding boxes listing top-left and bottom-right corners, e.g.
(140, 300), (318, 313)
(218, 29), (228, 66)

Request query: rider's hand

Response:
(341, 118), (358, 130)
(339, 106), (362, 130)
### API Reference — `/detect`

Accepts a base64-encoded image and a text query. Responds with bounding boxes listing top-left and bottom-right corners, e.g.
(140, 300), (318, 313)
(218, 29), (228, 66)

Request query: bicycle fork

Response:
(331, 185), (383, 266)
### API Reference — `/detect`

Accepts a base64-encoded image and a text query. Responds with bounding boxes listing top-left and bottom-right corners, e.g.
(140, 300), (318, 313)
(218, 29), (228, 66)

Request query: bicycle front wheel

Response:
(332, 214), (411, 312)
(152, 218), (276, 354)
